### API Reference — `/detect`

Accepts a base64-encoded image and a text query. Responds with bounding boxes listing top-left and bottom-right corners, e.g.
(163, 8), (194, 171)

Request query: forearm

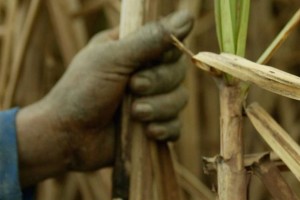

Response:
(16, 101), (71, 187)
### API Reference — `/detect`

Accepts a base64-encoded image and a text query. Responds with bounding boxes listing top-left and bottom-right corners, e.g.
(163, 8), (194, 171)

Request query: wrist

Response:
(16, 100), (72, 187)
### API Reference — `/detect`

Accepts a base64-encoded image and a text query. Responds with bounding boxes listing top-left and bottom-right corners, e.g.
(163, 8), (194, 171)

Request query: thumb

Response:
(111, 10), (193, 68)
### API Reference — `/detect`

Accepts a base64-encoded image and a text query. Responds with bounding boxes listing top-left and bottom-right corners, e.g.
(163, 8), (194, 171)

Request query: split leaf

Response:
(253, 156), (299, 200)
(246, 102), (300, 182)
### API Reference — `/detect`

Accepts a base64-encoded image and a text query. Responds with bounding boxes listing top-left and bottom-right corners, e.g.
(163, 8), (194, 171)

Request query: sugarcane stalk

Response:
(113, 1), (181, 200)
(217, 84), (247, 200)
(213, 0), (250, 199)
(112, 2), (147, 199)
(171, 34), (247, 200)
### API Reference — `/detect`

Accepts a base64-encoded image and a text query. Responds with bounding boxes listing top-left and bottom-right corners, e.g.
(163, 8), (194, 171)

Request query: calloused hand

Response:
(16, 10), (193, 187)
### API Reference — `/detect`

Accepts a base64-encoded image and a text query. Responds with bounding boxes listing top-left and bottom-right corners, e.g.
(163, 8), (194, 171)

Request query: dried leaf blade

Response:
(193, 52), (300, 100)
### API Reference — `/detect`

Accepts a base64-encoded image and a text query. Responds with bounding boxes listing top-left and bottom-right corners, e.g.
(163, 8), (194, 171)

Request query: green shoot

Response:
(214, 0), (250, 56)
(214, 0), (223, 51)
(214, 0), (251, 84)
(236, 0), (250, 57)
(220, 0), (235, 53)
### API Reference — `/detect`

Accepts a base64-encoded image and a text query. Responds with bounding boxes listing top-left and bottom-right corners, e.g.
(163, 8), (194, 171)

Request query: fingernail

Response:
(148, 125), (167, 140)
(133, 77), (151, 93)
(169, 10), (192, 29)
(134, 103), (153, 120)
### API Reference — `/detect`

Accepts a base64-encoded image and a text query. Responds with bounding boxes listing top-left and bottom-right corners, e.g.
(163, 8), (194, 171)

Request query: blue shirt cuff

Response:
(0, 108), (35, 200)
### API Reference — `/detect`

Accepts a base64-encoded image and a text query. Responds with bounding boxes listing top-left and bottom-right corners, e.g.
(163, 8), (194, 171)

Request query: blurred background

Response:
(0, 0), (300, 199)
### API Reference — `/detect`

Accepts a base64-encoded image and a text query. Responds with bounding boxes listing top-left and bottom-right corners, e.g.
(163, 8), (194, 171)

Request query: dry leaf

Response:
(253, 157), (299, 200)
(193, 52), (300, 100)
(246, 102), (300, 182)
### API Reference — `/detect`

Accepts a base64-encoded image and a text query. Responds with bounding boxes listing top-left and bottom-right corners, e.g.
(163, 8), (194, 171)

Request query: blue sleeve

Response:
(0, 109), (35, 200)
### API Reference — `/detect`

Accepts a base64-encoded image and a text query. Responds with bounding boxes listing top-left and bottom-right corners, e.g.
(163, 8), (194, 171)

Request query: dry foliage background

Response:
(0, 0), (300, 199)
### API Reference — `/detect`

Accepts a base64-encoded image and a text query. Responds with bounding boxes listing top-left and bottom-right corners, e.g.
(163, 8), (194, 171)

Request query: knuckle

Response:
(153, 21), (170, 40)
(180, 87), (189, 106)
(162, 49), (182, 63)
(144, 21), (171, 48)
(177, 86), (189, 108)
(146, 118), (181, 142)
(130, 75), (152, 95)
(145, 63), (184, 94)
(169, 120), (181, 141)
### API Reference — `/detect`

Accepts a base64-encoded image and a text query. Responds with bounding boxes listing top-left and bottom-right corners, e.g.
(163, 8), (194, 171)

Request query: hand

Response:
(16, 11), (193, 187)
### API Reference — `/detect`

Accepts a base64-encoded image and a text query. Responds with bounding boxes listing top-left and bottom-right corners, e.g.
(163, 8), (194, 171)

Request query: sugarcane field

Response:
(1, 0), (300, 200)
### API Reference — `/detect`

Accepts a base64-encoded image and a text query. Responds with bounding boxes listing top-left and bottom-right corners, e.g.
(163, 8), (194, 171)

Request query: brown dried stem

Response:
(46, 0), (81, 66)
(246, 102), (300, 182)
(2, 0), (41, 109)
(174, 161), (215, 200)
(253, 155), (299, 200)
(217, 84), (247, 200)
(70, 0), (108, 18)
(113, 1), (150, 199)
(0, 0), (17, 108)
(114, 1), (181, 200)
(154, 143), (182, 200)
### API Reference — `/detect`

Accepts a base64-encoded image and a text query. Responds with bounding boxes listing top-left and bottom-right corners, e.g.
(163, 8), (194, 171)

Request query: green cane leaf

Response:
(236, 0), (250, 57)
(220, 0), (236, 54)
(214, 0), (223, 51)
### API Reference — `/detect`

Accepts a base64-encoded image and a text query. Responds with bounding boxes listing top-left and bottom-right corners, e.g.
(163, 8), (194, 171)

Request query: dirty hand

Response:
(16, 11), (193, 187)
